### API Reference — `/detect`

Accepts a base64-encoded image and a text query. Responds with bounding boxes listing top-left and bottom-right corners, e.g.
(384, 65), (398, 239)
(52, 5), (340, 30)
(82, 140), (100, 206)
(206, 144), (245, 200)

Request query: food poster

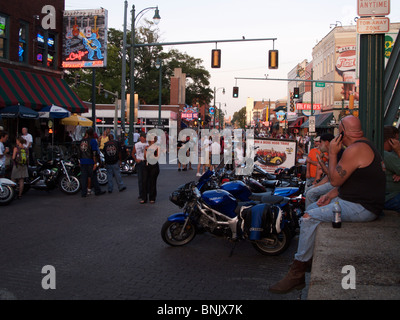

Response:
(254, 138), (297, 173)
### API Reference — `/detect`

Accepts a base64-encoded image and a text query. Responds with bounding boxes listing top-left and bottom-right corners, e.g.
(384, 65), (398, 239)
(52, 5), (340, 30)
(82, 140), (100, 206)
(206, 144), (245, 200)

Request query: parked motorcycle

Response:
(161, 170), (291, 256)
(23, 154), (80, 195)
(0, 177), (16, 206)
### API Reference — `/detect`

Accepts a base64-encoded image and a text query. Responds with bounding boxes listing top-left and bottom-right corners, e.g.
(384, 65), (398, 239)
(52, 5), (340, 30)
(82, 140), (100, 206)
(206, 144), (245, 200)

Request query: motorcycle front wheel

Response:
(0, 185), (15, 206)
(97, 168), (108, 185)
(252, 227), (291, 256)
(59, 175), (80, 195)
(161, 220), (196, 246)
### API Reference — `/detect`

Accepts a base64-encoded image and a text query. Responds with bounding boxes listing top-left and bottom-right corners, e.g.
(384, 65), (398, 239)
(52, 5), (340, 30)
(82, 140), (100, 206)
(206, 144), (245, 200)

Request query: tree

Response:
(231, 107), (247, 129)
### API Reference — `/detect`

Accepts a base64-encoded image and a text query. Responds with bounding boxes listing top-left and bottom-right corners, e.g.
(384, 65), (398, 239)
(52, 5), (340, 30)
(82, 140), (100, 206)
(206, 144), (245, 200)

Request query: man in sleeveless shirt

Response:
(269, 115), (386, 294)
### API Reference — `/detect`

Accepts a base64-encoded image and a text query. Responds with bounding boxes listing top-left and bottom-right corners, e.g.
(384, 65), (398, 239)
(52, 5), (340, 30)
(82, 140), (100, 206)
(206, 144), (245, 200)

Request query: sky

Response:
(65, 0), (400, 117)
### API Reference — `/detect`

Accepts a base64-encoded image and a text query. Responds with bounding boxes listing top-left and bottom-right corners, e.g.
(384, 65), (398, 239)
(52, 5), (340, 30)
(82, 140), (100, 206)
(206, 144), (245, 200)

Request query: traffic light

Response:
(98, 82), (104, 95)
(290, 93), (295, 112)
(293, 87), (299, 99)
(75, 74), (81, 87)
(233, 86), (239, 98)
(268, 50), (278, 69)
(211, 49), (221, 68)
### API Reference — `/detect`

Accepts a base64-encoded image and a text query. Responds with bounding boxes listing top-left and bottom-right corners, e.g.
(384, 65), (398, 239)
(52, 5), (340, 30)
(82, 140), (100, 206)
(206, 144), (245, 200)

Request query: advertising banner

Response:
(62, 8), (108, 68)
(254, 138), (297, 173)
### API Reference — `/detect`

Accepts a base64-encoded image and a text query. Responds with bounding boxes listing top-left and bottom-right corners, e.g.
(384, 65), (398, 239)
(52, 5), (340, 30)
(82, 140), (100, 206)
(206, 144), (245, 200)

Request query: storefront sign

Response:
(296, 103), (321, 110)
(62, 9), (108, 68)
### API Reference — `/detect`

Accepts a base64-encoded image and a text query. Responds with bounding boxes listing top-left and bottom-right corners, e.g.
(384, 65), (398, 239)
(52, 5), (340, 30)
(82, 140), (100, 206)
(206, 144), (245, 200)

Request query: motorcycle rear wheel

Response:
(0, 185), (15, 206)
(252, 227), (291, 256)
(59, 175), (80, 195)
(161, 220), (196, 246)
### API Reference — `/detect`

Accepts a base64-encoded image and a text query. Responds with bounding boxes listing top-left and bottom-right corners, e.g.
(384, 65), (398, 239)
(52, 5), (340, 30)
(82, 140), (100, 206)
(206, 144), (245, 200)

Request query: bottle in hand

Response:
(332, 201), (342, 228)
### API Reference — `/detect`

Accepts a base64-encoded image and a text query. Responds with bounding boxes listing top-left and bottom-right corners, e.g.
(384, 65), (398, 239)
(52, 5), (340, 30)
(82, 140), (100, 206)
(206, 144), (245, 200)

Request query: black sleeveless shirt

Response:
(339, 140), (386, 215)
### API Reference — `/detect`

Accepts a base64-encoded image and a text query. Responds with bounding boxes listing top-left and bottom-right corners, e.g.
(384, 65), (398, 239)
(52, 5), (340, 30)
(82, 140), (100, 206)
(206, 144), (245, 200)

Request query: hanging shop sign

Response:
(62, 8), (108, 68)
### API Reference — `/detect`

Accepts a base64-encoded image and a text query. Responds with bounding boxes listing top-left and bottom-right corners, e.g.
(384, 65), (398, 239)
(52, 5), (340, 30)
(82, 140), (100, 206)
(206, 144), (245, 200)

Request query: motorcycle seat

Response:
(249, 191), (273, 201)
(235, 201), (258, 215)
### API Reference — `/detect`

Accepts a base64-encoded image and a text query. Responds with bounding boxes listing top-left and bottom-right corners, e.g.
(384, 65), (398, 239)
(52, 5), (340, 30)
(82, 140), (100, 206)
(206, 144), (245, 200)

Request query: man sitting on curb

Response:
(269, 115), (386, 294)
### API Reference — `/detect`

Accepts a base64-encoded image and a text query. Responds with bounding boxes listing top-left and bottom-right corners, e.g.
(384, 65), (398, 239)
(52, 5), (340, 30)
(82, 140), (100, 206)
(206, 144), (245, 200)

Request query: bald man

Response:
(269, 115), (386, 294)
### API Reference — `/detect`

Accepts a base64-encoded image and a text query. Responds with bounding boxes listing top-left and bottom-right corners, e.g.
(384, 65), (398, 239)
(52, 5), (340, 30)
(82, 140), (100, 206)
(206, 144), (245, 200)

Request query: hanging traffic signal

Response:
(211, 49), (221, 68)
(290, 93), (295, 112)
(293, 87), (300, 99)
(98, 82), (104, 95)
(233, 86), (239, 98)
(268, 50), (278, 69)
(75, 74), (81, 87)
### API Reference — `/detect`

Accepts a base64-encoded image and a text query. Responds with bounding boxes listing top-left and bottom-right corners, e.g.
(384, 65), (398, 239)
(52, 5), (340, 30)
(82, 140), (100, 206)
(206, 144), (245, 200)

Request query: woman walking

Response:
(11, 136), (29, 199)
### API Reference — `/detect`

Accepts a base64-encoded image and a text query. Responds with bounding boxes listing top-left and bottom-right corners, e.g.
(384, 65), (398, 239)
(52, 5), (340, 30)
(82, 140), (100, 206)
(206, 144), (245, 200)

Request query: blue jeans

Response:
(384, 193), (400, 212)
(106, 162), (125, 192)
(80, 163), (101, 196)
(305, 182), (335, 209)
(294, 197), (377, 262)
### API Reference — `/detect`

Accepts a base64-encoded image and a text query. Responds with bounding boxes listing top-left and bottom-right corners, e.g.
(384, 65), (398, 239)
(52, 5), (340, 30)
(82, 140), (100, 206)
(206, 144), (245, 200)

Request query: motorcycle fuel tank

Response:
(220, 181), (252, 201)
(274, 187), (299, 197)
(202, 189), (237, 218)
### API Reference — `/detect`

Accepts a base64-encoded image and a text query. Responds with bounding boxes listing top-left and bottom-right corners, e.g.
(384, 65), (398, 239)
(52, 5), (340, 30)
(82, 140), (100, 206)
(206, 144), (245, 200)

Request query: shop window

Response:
(18, 22), (29, 63)
(0, 14), (9, 59)
(36, 28), (57, 68)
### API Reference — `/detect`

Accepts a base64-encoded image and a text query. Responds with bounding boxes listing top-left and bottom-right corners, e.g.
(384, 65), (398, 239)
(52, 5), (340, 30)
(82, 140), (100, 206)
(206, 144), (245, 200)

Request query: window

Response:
(0, 13), (9, 59)
(18, 21), (29, 63)
(36, 28), (57, 68)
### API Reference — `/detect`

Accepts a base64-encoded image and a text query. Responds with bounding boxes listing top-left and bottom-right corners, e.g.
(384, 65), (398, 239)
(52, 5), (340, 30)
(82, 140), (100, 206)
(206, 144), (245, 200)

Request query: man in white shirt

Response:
(22, 127), (33, 165)
(132, 132), (148, 203)
(0, 131), (9, 177)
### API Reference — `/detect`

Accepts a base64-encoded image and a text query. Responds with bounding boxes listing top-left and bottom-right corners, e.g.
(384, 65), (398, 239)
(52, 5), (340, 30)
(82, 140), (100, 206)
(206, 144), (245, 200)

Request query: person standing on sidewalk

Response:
(132, 132), (148, 203)
(78, 128), (106, 198)
(142, 135), (160, 203)
(269, 115), (385, 294)
(103, 134), (126, 194)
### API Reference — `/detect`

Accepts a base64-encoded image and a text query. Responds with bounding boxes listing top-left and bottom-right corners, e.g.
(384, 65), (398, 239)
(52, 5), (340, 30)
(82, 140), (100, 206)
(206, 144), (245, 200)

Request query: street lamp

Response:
(155, 58), (162, 126)
(122, 3), (160, 144)
(213, 87), (225, 128)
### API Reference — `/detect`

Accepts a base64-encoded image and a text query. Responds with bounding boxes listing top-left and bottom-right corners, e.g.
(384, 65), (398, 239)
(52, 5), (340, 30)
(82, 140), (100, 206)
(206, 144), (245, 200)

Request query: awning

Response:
(301, 112), (334, 128)
(0, 67), (87, 113)
(289, 116), (306, 128)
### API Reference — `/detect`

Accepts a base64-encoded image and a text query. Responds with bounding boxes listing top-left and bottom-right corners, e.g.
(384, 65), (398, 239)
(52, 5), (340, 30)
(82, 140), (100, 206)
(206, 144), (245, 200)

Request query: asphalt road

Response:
(0, 164), (306, 301)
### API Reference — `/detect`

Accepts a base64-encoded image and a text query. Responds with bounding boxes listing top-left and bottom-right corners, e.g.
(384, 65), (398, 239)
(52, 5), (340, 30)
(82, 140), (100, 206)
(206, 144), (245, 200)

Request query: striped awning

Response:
(0, 67), (87, 113)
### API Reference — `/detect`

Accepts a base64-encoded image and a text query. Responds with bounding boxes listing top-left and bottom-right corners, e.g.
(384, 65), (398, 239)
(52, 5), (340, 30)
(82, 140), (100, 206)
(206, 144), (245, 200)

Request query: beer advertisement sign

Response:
(62, 9), (108, 68)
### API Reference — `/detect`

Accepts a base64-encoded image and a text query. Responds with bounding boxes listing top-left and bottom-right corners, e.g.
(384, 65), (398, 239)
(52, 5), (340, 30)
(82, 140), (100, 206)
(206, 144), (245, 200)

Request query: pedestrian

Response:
(78, 128), (106, 197)
(98, 128), (110, 153)
(305, 136), (321, 188)
(382, 126), (400, 212)
(0, 131), (10, 178)
(142, 135), (160, 203)
(103, 133), (126, 193)
(11, 136), (29, 199)
(132, 132), (148, 202)
(269, 115), (386, 294)
(21, 127), (34, 165)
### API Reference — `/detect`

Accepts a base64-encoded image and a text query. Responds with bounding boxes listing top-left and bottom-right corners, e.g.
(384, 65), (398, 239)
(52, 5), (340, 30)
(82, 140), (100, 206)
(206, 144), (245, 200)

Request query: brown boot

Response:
(269, 260), (307, 294)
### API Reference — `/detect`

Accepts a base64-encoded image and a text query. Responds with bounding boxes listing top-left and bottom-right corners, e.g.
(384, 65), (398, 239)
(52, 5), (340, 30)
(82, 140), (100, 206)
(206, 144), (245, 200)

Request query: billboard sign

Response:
(62, 9), (108, 68)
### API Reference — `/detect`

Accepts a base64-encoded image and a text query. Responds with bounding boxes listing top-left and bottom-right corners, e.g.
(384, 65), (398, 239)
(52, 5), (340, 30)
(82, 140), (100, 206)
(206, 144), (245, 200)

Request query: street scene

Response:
(1, 0), (400, 306)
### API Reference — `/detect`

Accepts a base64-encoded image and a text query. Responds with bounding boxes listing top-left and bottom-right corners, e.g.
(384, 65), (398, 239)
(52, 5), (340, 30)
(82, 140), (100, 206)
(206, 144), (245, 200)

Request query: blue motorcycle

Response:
(161, 171), (292, 256)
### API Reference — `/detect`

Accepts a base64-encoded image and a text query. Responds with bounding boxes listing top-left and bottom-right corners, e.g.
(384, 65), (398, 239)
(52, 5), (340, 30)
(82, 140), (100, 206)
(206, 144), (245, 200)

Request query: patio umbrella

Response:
(39, 105), (71, 119)
(0, 104), (39, 119)
(61, 113), (93, 127)
(0, 104), (39, 133)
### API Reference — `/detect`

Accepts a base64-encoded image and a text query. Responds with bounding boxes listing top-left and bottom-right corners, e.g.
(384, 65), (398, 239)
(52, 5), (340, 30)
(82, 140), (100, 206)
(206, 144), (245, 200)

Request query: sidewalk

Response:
(307, 210), (400, 299)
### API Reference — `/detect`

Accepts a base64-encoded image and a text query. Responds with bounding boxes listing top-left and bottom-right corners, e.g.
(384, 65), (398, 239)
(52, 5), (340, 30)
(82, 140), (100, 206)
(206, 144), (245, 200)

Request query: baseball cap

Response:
(314, 136), (321, 142)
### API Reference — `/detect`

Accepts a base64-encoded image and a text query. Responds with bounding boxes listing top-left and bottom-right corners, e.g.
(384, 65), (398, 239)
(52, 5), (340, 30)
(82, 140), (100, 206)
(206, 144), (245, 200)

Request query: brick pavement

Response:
(0, 164), (305, 300)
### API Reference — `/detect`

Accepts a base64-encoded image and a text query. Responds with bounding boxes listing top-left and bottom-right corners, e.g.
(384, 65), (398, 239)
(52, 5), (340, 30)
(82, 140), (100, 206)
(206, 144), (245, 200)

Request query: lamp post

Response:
(155, 58), (162, 126)
(213, 87), (225, 128)
(125, 4), (161, 144)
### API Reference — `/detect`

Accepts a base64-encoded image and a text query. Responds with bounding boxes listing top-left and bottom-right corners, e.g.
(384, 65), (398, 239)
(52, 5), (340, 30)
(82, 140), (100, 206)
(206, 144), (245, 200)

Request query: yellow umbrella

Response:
(61, 113), (93, 126)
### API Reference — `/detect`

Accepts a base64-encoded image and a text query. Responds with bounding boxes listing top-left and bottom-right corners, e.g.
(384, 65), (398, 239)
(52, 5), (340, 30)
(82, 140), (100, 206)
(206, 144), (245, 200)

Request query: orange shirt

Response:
(307, 148), (321, 178)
